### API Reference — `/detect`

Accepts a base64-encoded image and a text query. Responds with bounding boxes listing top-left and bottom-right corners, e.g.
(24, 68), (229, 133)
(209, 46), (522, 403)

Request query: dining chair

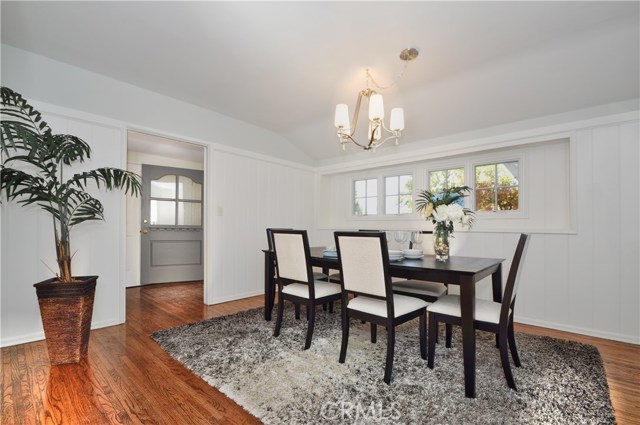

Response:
(267, 228), (329, 319)
(334, 231), (428, 384)
(272, 229), (342, 350)
(427, 233), (530, 390)
(267, 228), (327, 281)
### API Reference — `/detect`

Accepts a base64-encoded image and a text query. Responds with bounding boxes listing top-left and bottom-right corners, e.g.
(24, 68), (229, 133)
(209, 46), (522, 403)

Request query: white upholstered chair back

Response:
(335, 233), (387, 298)
(273, 231), (310, 283)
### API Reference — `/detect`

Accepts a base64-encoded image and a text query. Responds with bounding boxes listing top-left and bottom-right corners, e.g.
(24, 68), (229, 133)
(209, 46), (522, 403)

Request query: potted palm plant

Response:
(0, 86), (142, 364)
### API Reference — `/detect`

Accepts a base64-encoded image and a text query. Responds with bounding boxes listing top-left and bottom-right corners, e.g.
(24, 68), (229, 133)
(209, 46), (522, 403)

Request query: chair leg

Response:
(384, 325), (396, 384)
(499, 325), (517, 390)
(419, 311), (427, 360)
(370, 323), (377, 343)
(274, 292), (284, 337)
(329, 301), (334, 313)
(445, 323), (452, 348)
(304, 305), (316, 350)
(294, 304), (301, 320)
(339, 311), (349, 363)
(427, 312), (437, 369)
(322, 303), (327, 311)
(508, 316), (521, 367)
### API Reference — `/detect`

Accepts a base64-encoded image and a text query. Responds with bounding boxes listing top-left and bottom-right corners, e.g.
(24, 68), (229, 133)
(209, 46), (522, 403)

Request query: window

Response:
(428, 167), (464, 192)
(353, 178), (377, 215)
(150, 174), (202, 226)
(385, 174), (413, 214)
(475, 161), (519, 211)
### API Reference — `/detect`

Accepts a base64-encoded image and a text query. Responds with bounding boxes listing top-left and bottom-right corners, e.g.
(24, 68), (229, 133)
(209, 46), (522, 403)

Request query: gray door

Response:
(140, 164), (204, 284)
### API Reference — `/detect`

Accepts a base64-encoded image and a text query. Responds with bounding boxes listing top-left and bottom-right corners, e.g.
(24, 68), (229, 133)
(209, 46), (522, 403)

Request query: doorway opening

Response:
(126, 130), (206, 291)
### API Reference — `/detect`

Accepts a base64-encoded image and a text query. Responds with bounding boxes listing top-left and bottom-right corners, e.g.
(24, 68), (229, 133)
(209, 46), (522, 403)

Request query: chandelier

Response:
(334, 47), (419, 151)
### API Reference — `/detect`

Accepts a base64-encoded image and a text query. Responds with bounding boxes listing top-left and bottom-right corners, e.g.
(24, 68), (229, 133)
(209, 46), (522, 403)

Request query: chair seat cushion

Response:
(313, 271), (328, 280)
(427, 295), (509, 324)
(348, 294), (428, 318)
(282, 281), (341, 299)
(392, 280), (447, 298)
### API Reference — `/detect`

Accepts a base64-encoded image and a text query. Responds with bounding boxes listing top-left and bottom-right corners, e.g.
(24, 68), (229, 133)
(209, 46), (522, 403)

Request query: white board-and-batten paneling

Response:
(314, 122), (639, 344)
(1, 114), (127, 347)
(206, 150), (315, 305)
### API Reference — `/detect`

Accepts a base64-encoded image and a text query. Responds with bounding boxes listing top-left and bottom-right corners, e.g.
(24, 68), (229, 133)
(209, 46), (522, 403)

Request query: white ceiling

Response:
(2, 2), (639, 163)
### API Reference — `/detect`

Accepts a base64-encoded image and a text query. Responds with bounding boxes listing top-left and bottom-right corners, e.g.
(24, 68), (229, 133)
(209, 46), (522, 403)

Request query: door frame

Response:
(124, 128), (209, 310)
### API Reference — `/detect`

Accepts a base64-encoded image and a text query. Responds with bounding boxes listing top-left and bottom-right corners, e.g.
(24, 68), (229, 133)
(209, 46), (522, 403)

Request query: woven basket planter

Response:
(33, 276), (97, 364)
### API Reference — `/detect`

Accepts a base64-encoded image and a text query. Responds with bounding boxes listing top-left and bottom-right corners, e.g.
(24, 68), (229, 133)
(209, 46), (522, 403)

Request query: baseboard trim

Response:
(514, 315), (640, 345)
(207, 290), (263, 305)
(0, 318), (124, 348)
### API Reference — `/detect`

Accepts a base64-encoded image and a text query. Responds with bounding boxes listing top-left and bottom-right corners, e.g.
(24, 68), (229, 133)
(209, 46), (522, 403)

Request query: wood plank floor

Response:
(2, 282), (639, 424)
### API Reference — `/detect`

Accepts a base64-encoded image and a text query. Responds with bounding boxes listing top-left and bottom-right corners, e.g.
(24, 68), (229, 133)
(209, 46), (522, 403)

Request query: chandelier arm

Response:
(340, 133), (373, 150)
(348, 90), (365, 137)
(374, 133), (401, 148)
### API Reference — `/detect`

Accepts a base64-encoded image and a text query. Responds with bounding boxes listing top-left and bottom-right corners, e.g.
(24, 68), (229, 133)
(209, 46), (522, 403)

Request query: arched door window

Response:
(150, 174), (202, 226)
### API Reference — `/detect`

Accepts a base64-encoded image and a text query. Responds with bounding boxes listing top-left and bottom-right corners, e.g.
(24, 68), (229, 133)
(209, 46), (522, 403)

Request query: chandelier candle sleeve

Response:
(335, 104), (350, 131)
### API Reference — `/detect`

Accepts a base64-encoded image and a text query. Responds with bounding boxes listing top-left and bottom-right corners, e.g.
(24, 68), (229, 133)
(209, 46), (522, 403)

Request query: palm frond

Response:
(65, 168), (142, 197)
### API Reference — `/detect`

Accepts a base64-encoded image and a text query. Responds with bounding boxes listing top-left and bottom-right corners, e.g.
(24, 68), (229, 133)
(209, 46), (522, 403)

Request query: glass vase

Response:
(433, 222), (450, 262)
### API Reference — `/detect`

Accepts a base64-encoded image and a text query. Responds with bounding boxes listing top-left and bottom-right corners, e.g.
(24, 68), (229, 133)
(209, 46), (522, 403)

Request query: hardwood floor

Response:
(2, 282), (639, 424)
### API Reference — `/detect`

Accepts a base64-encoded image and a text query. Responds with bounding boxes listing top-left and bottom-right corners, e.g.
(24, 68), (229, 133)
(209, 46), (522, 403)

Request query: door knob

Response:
(141, 229), (149, 234)
(143, 219), (148, 224)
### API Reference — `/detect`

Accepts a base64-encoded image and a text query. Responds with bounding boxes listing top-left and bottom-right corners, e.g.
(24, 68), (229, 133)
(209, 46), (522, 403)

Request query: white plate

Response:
(401, 249), (423, 256)
(388, 250), (403, 256)
(404, 254), (424, 259)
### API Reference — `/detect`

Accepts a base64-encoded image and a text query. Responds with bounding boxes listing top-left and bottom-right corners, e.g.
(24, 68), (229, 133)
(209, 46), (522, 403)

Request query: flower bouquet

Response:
(415, 186), (475, 261)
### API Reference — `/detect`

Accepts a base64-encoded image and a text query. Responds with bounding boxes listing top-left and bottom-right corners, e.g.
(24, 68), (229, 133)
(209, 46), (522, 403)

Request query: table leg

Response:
(460, 275), (476, 398)
(264, 251), (275, 321)
(492, 265), (503, 347)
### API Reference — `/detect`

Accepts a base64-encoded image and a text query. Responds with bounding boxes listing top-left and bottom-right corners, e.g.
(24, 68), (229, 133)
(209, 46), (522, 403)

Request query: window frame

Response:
(352, 177), (379, 216)
(470, 152), (527, 219)
(383, 173), (414, 215)
(149, 173), (203, 228)
(427, 165), (467, 193)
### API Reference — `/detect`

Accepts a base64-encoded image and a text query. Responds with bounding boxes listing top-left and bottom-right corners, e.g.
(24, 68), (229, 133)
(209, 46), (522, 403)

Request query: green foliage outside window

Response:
(429, 168), (464, 193)
(475, 162), (519, 211)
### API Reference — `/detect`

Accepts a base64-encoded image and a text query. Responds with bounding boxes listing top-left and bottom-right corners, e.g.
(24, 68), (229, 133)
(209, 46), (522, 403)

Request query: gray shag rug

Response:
(151, 305), (615, 424)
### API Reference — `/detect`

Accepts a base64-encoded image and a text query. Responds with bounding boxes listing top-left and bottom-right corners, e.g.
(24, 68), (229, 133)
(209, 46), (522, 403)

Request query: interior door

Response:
(140, 164), (204, 284)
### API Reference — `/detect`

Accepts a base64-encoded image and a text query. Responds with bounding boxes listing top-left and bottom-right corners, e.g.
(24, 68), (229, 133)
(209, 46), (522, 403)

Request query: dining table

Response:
(262, 246), (504, 398)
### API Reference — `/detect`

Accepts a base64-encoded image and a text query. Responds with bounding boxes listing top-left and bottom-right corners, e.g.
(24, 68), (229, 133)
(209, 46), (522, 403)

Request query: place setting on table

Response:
(323, 230), (426, 262)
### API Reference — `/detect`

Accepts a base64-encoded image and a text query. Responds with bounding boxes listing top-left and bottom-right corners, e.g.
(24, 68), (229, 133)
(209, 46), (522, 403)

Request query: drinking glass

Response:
(410, 231), (423, 249)
(394, 231), (408, 249)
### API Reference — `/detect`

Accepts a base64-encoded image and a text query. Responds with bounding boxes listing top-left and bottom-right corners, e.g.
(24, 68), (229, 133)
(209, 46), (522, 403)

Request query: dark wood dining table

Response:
(262, 247), (504, 398)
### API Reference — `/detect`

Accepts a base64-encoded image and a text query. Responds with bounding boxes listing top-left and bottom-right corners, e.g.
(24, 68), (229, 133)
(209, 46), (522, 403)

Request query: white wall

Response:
(207, 150), (315, 304)
(314, 120), (640, 344)
(1, 114), (127, 347)
(125, 151), (205, 287)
